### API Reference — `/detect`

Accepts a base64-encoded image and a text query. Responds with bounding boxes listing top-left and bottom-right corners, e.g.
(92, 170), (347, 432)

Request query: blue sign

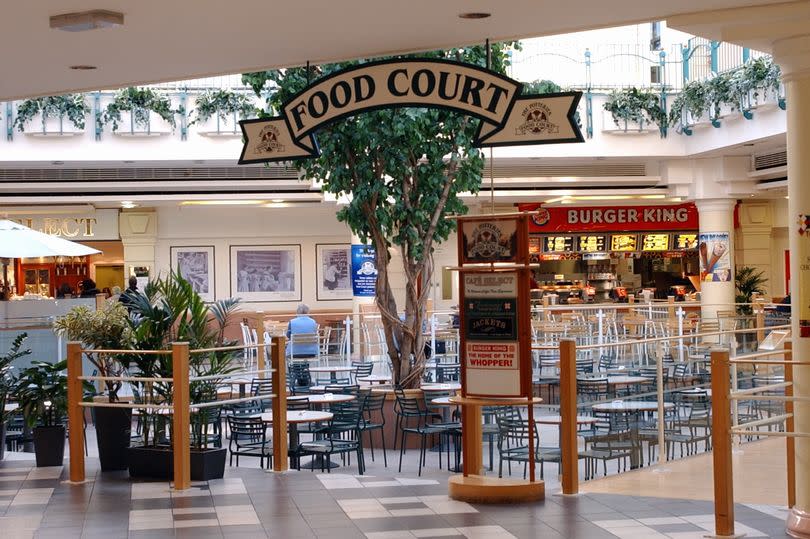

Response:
(351, 244), (377, 297)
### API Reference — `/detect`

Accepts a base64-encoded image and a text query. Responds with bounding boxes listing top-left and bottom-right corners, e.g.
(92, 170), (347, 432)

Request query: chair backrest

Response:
(363, 391), (386, 414)
(227, 415), (265, 439)
(288, 363), (312, 387)
(394, 387), (424, 417)
(353, 362), (374, 379)
(286, 396), (310, 411)
(494, 405), (522, 423)
(251, 378), (274, 396)
(577, 377), (609, 402)
(497, 419), (539, 450)
(326, 384), (360, 395)
(436, 363), (460, 382)
(231, 399), (263, 416)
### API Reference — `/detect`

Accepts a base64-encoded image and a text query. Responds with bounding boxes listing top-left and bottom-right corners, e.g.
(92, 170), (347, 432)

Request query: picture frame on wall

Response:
(230, 245), (301, 302)
(170, 246), (215, 302)
(315, 243), (352, 301)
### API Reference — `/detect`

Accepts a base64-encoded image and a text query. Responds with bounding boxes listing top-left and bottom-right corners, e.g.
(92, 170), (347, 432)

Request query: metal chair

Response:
(227, 416), (272, 469)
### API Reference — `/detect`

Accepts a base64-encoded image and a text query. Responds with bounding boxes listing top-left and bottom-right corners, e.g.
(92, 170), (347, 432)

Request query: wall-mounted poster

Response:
(698, 232), (731, 282)
(351, 244), (377, 297)
(230, 245), (301, 302)
(461, 219), (518, 263)
(170, 246), (215, 302)
(316, 244), (352, 301)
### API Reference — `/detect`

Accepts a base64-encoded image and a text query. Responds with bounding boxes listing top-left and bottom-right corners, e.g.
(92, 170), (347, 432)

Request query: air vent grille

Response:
(490, 161), (646, 178)
(0, 165), (298, 182)
(753, 150), (787, 171)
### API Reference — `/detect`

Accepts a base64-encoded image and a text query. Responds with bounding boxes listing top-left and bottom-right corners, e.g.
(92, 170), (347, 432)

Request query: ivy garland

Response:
(189, 89), (256, 126)
(603, 87), (667, 133)
(100, 87), (176, 131)
(14, 94), (89, 132)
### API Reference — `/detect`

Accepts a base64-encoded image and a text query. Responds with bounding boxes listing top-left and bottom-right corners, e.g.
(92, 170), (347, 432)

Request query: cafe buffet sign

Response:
(238, 58), (583, 164)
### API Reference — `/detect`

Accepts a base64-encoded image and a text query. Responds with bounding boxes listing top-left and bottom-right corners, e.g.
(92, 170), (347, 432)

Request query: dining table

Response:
(259, 410), (333, 468)
(358, 374), (391, 385)
(309, 365), (355, 383)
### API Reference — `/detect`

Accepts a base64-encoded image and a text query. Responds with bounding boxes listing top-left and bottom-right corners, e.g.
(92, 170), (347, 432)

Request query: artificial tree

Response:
(243, 43), (514, 388)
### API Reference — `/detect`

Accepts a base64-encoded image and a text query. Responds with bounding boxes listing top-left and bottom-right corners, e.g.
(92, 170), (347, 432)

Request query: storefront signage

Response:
(673, 233), (698, 250)
(698, 232), (731, 282)
(577, 235), (606, 252)
(611, 234), (638, 252)
(461, 218), (518, 264)
(543, 235), (574, 253)
(238, 58), (583, 164)
(351, 244), (377, 297)
(9, 209), (119, 241)
(642, 233), (670, 251)
(519, 202), (698, 233)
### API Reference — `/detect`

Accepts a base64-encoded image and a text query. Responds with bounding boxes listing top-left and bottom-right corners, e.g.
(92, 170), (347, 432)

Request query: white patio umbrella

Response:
(0, 219), (101, 258)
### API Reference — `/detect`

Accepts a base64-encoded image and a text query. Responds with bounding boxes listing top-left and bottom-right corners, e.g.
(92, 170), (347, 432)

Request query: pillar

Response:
(695, 199), (736, 320)
(119, 211), (157, 285)
(776, 34), (810, 538)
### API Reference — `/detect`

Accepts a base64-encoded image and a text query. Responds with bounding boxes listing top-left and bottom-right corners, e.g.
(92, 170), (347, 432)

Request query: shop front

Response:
(518, 202), (700, 303)
(3, 209), (123, 299)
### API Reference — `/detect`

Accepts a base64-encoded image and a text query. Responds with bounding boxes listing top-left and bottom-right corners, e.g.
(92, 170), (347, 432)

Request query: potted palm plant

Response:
(735, 266), (768, 315)
(15, 360), (69, 466)
(0, 333), (30, 461)
(126, 270), (240, 480)
(54, 301), (134, 471)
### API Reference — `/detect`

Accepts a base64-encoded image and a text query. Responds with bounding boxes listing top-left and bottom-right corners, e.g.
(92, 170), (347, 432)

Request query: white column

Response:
(776, 34), (810, 537)
(695, 199), (736, 320)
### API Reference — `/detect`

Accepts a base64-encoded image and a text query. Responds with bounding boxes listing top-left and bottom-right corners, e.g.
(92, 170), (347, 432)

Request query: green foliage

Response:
(101, 87), (176, 131)
(668, 80), (711, 126)
(0, 333), (31, 425)
(735, 266), (768, 315)
(243, 43), (515, 387)
(14, 94), (89, 132)
(522, 80), (562, 94)
(189, 89), (257, 126)
(124, 270), (241, 448)
(15, 360), (68, 427)
(54, 302), (133, 402)
(603, 87), (667, 134)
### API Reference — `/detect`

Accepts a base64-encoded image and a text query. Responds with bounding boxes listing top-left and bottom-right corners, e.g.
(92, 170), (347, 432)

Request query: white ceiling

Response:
(0, 0), (787, 101)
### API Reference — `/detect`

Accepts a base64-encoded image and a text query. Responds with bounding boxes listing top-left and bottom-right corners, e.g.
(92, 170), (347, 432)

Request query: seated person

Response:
(79, 279), (101, 298)
(286, 303), (319, 358)
(777, 293), (791, 314)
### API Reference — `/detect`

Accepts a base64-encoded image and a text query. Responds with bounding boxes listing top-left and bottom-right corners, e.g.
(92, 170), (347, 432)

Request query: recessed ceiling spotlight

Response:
(123, 160), (135, 164)
(121, 201), (137, 209)
(271, 199), (285, 203)
(51, 160), (64, 165)
(69, 65), (97, 70)
(50, 10), (124, 32)
(458, 12), (491, 19)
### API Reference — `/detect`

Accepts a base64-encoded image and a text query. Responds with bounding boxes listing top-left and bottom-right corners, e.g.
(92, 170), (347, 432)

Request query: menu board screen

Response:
(673, 233), (698, 250)
(529, 236), (541, 255)
(543, 236), (575, 253)
(610, 234), (638, 252)
(642, 233), (670, 251)
(577, 235), (606, 252)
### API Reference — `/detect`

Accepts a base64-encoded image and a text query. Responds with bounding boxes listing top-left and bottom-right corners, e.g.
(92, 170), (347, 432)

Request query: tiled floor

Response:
(0, 448), (794, 539)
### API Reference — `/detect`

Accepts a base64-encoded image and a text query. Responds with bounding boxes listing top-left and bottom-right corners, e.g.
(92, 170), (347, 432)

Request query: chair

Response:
(227, 416), (272, 468)
(239, 322), (256, 369)
(191, 406), (222, 448)
(288, 332), (321, 364)
(435, 363), (461, 383)
(250, 378), (274, 411)
(360, 391), (387, 466)
(579, 412), (634, 479)
(287, 363), (313, 394)
(394, 388), (456, 476)
(495, 417), (559, 480)
(352, 361), (374, 384)
(298, 395), (367, 474)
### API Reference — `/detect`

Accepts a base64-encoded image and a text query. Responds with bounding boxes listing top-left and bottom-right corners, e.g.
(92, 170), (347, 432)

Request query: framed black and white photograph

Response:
(316, 243), (352, 301)
(170, 246), (215, 302)
(229, 245), (301, 302)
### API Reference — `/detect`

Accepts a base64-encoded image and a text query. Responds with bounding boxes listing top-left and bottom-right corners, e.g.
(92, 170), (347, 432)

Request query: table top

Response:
(534, 415), (598, 425)
(678, 388), (712, 397)
(308, 385), (357, 393)
(430, 396), (456, 405)
(421, 383), (461, 392)
(309, 366), (355, 373)
(289, 393), (355, 404)
(259, 411), (333, 424)
(606, 375), (649, 385)
(358, 374), (391, 382)
(591, 401), (675, 412)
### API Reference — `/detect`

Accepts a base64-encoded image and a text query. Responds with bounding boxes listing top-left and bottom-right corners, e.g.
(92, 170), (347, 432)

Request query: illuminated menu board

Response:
(642, 233), (670, 251)
(543, 236), (575, 253)
(577, 235), (606, 252)
(610, 234), (638, 252)
(529, 236), (541, 254)
(673, 233), (698, 250)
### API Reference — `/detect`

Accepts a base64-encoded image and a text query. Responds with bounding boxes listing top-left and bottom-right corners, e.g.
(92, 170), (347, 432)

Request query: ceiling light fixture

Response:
(69, 65), (97, 70)
(120, 201), (137, 209)
(458, 12), (491, 19)
(50, 10), (124, 32)
(271, 199), (285, 203)
(180, 200), (266, 206)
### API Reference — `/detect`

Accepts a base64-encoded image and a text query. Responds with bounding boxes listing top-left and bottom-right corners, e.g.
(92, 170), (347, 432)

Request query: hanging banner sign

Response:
(238, 58), (583, 164)
(351, 244), (377, 297)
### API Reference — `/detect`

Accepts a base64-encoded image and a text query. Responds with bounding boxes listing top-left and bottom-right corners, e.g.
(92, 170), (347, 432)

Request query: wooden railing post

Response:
(710, 348), (735, 537)
(271, 336), (288, 472)
(66, 342), (85, 483)
(171, 342), (190, 490)
(785, 340), (796, 508)
(560, 338), (578, 495)
(755, 301), (765, 344)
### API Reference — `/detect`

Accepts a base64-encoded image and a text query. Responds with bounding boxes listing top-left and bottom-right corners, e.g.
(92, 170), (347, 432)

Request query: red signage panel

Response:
(518, 202), (699, 233)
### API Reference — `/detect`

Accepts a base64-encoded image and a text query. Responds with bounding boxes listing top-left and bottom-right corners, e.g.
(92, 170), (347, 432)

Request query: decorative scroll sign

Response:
(238, 58), (584, 164)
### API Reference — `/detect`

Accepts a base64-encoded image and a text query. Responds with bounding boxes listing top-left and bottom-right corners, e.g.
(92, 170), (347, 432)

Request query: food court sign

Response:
(238, 58), (583, 164)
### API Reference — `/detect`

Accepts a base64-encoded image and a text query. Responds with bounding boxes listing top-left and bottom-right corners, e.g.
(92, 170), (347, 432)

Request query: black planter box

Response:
(128, 446), (227, 481)
(33, 425), (66, 467)
(93, 407), (132, 471)
(0, 423), (5, 461)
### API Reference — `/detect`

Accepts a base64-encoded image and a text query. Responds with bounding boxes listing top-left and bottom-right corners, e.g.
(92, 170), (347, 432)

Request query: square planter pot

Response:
(33, 425), (66, 467)
(128, 446), (227, 481)
(93, 407), (132, 471)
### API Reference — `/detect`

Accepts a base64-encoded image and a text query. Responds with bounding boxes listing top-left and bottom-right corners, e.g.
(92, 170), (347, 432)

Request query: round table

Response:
(534, 415), (598, 426)
(421, 383), (461, 393)
(358, 374), (391, 385)
(606, 375), (649, 386)
(591, 401), (674, 413)
(309, 366), (355, 383)
(289, 393), (355, 406)
(259, 410), (333, 468)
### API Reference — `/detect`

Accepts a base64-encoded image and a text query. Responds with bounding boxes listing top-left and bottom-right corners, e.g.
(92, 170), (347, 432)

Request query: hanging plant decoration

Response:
(603, 87), (667, 135)
(189, 89), (256, 126)
(14, 94), (89, 132)
(101, 87), (176, 132)
(668, 80), (711, 127)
